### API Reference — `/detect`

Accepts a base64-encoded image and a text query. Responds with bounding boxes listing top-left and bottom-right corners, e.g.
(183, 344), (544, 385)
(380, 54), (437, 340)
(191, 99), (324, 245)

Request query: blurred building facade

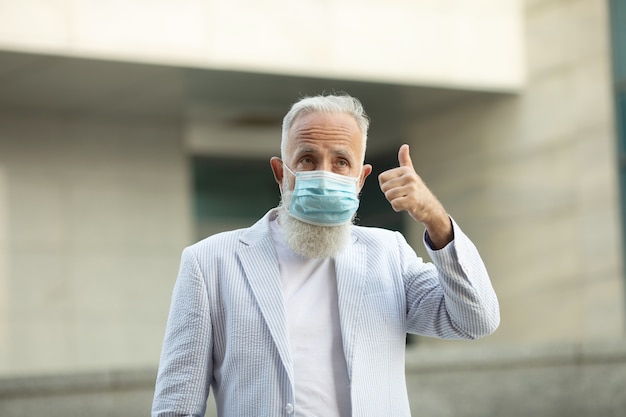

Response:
(0, 0), (625, 416)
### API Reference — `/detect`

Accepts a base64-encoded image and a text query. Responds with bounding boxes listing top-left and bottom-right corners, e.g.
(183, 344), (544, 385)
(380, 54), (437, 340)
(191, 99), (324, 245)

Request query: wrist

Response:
(423, 212), (453, 250)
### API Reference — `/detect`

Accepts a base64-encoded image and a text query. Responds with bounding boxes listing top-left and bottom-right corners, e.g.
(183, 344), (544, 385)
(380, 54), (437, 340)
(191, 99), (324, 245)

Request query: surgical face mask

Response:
(283, 164), (360, 226)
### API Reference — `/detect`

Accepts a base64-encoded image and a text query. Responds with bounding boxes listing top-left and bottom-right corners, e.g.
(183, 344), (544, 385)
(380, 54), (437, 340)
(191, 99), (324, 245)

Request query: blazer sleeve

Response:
(152, 247), (213, 417)
(403, 217), (500, 339)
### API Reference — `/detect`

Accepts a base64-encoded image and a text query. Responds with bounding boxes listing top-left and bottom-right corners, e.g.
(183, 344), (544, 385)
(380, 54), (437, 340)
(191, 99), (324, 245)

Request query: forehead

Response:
(286, 111), (363, 156)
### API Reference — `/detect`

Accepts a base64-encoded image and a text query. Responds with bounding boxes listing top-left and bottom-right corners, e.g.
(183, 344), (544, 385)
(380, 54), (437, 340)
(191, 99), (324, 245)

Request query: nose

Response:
(318, 158), (333, 172)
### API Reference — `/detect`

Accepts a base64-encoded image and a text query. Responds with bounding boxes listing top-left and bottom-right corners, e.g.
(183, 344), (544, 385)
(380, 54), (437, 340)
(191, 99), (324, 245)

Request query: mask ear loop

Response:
(279, 162), (297, 207)
(282, 162), (297, 178)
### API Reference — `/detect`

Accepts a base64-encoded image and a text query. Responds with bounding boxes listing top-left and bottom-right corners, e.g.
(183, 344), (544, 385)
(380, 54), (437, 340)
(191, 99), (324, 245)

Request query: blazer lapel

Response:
(237, 211), (294, 383)
(334, 233), (368, 379)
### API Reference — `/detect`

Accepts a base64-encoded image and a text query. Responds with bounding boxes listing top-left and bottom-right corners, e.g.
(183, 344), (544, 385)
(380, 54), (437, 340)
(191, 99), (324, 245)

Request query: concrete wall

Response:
(405, 341), (626, 417)
(406, 0), (624, 345)
(0, 111), (192, 374)
(1, 341), (624, 417)
(0, 0), (523, 90)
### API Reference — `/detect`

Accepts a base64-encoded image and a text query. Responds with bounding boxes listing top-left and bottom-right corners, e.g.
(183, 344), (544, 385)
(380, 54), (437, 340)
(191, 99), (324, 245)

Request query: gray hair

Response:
(280, 94), (370, 160)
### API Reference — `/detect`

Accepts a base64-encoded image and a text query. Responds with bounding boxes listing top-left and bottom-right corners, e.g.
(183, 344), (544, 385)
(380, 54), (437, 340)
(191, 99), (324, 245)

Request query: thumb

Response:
(398, 144), (414, 169)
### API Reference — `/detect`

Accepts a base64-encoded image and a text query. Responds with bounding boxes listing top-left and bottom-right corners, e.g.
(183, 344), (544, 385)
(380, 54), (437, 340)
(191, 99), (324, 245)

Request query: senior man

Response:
(152, 93), (500, 417)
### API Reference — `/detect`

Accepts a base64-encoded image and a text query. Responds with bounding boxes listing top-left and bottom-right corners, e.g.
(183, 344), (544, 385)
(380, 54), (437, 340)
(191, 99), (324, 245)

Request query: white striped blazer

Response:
(152, 209), (499, 417)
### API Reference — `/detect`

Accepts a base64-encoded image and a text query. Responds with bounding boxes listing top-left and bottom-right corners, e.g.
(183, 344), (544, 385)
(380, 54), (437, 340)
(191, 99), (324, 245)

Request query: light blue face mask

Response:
(283, 164), (360, 226)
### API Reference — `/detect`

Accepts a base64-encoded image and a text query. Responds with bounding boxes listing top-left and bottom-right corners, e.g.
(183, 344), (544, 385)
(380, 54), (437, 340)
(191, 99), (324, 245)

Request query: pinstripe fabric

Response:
(152, 209), (499, 417)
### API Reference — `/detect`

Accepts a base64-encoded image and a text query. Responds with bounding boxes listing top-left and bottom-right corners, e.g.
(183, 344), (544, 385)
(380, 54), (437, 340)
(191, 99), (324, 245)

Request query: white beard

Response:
(278, 190), (353, 259)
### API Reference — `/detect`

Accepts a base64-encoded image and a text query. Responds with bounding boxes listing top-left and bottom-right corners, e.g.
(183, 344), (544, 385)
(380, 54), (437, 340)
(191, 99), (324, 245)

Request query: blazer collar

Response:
(334, 236), (367, 379)
(236, 209), (294, 384)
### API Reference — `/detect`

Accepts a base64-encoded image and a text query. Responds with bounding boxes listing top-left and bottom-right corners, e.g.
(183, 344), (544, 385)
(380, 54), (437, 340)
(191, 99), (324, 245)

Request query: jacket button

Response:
(285, 403), (294, 414)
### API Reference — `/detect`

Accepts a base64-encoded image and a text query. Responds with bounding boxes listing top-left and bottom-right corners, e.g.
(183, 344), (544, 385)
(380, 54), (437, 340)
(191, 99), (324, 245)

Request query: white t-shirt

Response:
(270, 219), (351, 417)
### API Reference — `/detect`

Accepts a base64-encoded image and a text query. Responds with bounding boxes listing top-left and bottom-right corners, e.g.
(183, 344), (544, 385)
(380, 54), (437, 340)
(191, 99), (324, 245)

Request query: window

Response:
(192, 157), (278, 241)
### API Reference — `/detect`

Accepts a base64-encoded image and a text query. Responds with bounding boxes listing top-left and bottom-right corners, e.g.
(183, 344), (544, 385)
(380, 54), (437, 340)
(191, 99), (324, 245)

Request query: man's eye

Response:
(337, 160), (349, 167)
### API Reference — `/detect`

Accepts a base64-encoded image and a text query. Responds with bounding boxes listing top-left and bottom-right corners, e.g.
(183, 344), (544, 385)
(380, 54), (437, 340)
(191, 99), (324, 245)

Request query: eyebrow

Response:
(293, 147), (354, 160)
(294, 146), (317, 155)
(332, 149), (352, 158)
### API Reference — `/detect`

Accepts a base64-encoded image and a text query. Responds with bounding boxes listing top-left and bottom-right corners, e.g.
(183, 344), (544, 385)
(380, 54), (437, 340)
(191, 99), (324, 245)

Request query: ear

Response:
(269, 157), (284, 191)
(357, 163), (373, 192)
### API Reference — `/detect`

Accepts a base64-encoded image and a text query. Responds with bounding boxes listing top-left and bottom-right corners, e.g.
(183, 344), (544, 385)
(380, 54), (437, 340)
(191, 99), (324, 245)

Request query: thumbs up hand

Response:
(378, 144), (453, 248)
(378, 144), (430, 221)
